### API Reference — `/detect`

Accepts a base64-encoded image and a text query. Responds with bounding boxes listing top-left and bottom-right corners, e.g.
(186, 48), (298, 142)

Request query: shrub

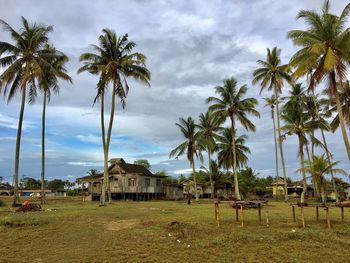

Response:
(0, 214), (48, 227)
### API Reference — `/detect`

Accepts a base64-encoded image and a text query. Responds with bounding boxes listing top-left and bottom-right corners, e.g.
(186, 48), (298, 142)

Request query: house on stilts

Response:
(78, 158), (166, 201)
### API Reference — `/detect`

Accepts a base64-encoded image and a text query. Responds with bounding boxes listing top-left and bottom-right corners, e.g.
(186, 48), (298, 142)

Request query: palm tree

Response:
(207, 79), (259, 200)
(288, 0), (350, 161)
(216, 128), (250, 171)
(169, 117), (203, 201)
(38, 45), (72, 204)
(0, 17), (58, 206)
(263, 96), (280, 198)
(281, 99), (313, 203)
(78, 29), (151, 206)
(252, 47), (291, 201)
(197, 111), (221, 198)
(298, 155), (348, 203)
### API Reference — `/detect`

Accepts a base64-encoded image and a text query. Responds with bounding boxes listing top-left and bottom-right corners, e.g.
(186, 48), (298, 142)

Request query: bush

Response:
(66, 189), (79, 196)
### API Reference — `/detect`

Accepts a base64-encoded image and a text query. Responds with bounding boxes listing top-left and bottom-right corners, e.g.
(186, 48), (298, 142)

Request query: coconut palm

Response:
(281, 99), (313, 203)
(0, 17), (59, 206)
(200, 160), (227, 197)
(329, 80), (350, 131)
(252, 47), (291, 201)
(78, 29), (151, 206)
(288, 0), (350, 161)
(38, 45), (72, 204)
(207, 79), (259, 200)
(263, 96), (280, 197)
(169, 117), (203, 201)
(197, 111), (221, 198)
(298, 155), (348, 203)
(216, 128), (250, 171)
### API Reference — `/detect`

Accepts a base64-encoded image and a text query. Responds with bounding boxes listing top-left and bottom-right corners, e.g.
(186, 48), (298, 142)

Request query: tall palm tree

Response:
(216, 128), (250, 171)
(38, 45), (72, 204)
(0, 17), (58, 206)
(252, 47), (291, 201)
(169, 117), (203, 201)
(78, 29), (151, 206)
(281, 99), (313, 203)
(288, 0), (350, 161)
(197, 111), (221, 198)
(207, 78), (259, 200)
(263, 96), (279, 197)
(298, 155), (347, 203)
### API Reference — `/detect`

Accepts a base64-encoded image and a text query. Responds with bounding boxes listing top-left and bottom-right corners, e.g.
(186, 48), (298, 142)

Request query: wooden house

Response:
(78, 158), (166, 201)
(266, 177), (314, 198)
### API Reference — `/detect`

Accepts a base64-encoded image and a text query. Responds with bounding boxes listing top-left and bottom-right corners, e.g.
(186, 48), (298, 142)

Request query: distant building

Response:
(77, 158), (167, 200)
(266, 177), (314, 198)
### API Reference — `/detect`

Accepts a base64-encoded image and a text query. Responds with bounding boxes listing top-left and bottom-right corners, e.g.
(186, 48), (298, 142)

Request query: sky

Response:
(0, 0), (349, 183)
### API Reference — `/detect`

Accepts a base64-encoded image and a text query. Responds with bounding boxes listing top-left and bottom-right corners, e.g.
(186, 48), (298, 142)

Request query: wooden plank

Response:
(292, 205), (296, 223)
(341, 206), (344, 222)
(326, 207), (331, 229)
(258, 203), (262, 224)
(316, 206), (319, 221)
(240, 204), (244, 227)
(236, 205), (239, 222)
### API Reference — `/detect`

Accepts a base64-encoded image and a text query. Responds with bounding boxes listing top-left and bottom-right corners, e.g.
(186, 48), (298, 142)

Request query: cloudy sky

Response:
(0, 0), (349, 183)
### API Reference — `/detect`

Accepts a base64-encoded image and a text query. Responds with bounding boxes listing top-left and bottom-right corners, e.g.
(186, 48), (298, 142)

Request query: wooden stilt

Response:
(316, 206), (319, 221)
(292, 205), (296, 223)
(258, 203), (262, 224)
(214, 203), (220, 227)
(266, 209), (270, 227)
(326, 207), (331, 229)
(236, 205), (239, 222)
(240, 204), (244, 227)
(341, 206), (344, 222)
(301, 206), (305, 228)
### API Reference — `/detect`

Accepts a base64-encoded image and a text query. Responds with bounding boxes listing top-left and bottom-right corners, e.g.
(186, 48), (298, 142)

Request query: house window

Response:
(128, 178), (135, 186)
(156, 179), (162, 187)
(145, 178), (150, 187)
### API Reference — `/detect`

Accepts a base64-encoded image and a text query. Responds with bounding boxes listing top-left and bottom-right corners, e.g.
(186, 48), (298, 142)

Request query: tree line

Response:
(170, 0), (350, 204)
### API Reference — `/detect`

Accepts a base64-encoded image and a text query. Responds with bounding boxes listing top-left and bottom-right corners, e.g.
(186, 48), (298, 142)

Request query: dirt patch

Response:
(107, 219), (140, 231)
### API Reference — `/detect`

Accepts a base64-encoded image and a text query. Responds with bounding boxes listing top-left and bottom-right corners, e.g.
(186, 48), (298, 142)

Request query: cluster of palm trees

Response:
(171, 0), (350, 203)
(170, 77), (259, 201)
(0, 18), (150, 206)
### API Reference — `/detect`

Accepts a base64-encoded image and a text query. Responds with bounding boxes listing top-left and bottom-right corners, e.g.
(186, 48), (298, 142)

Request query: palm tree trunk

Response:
(230, 116), (240, 200)
(106, 81), (118, 203)
(41, 91), (47, 205)
(321, 129), (339, 203)
(298, 134), (307, 204)
(275, 93), (288, 201)
(304, 141), (319, 199)
(191, 158), (199, 201)
(334, 78), (350, 161)
(272, 107), (279, 199)
(207, 148), (214, 199)
(12, 83), (26, 207)
(100, 92), (107, 206)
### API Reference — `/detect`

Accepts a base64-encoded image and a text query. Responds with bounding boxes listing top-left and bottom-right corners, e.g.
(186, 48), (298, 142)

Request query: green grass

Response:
(1, 197), (350, 262)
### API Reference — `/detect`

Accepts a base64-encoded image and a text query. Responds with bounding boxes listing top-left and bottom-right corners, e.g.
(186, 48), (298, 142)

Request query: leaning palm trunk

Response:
(230, 116), (241, 200)
(275, 94), (288, 201)
(298, 134), (307, 204)
(191, 159), (199, 201)
(12, 83), (27, 207)
(207, 149), (214, 199)
(272, 106), (279, 199)
(320, 129), (339, 203)
(41, 91), (47, 204)
(334, 80), (350, 161)
(100, 93), (108, 206)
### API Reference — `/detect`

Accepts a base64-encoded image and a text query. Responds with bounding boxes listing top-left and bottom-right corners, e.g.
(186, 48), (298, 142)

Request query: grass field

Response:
(1, 197), (350, 263)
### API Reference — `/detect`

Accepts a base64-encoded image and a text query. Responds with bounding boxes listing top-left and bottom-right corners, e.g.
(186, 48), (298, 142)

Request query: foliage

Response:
(21, 177), (41, 190)
(47, 179), (67, 191)
(134, 159), (151, 170)
(66, 189), (80, 196)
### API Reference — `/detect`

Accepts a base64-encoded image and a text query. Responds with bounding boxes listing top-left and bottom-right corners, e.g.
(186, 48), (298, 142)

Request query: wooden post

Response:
(214, 203), (220, 227)
(236, 205), (239, 222)
(316, 206), (319, 221)
(258, 203), (262, 224)
(292, 205), (296, 223)
(301, 205), (305, 228)
(266, 209), (270, 227)
(341, 206), (344, 222)
(326, 207), (331, 229)
(240, 204), (244, 227)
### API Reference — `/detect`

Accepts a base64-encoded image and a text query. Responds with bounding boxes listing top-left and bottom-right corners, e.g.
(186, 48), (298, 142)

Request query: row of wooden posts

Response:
(214, 201), (347, 229)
